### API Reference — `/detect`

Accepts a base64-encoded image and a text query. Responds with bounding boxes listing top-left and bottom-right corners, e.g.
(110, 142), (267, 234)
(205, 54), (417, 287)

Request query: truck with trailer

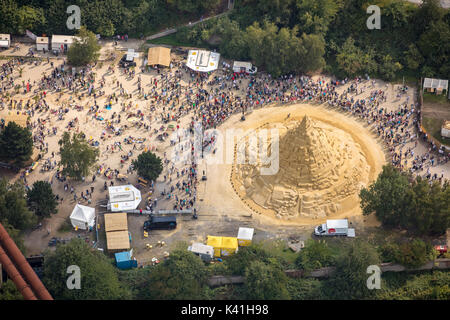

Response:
(314, 219), (355, 237)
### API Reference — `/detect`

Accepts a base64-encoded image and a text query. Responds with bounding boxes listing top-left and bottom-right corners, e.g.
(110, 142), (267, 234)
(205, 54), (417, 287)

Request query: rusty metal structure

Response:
(0, 223), (53, 300)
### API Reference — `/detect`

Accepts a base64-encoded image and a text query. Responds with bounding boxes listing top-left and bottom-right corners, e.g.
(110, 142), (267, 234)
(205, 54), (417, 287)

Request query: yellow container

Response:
(220, 237), (238, 256)
(206, 236), (223, 258)
(237, 227), (254, 247)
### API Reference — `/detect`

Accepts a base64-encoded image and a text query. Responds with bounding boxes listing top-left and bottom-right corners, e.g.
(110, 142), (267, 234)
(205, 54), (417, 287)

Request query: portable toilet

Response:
(206, 236), (223, 257)
(220, 237), (238, 256)
(115, 250), (137, 270)
(237, 227), (254, 247)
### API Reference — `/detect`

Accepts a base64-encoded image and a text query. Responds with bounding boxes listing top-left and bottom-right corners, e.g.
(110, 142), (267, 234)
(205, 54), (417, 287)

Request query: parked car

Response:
(119, 54), (136, 68)
(143, 216), (177, 231)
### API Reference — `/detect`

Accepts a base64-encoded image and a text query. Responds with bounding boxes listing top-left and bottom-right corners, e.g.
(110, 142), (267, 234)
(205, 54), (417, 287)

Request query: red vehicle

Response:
(434, 245), (448, 256)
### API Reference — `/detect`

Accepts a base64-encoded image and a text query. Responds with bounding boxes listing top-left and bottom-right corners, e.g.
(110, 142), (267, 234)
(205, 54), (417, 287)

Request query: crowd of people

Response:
(1, 48), (449, 218)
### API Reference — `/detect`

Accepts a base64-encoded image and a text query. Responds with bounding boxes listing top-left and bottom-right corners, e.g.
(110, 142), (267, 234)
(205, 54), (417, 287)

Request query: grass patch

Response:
(147, 33), (196, 47)
(260, 239), (299, 268)
(58, 217), (73, 233)
(423, 92), (450, 105)
(422, 116), (449, 146)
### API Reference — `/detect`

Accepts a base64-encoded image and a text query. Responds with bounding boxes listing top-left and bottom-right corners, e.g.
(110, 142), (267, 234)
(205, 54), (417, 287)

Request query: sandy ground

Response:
(1, 41), (449, 262)
(198, 103), (386, 226)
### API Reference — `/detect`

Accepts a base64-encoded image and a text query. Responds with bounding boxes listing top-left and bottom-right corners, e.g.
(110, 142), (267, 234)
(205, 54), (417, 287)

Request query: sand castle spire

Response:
(235, 117), (371, 219)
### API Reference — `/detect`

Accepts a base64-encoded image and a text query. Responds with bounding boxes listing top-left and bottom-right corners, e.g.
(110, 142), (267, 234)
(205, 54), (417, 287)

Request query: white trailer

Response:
(233, 61), (257, 74)
(314, 219), (355, 237)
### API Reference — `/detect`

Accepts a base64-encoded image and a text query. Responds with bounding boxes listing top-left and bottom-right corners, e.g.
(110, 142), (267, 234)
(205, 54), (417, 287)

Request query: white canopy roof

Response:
(237, 227), (254, 240)
(326, 219), (348, 229)
(423, 78), (448, 90)
(108, 185), (142, 212)
(70, 204), (95, 230)
(186, 50), (220, 72)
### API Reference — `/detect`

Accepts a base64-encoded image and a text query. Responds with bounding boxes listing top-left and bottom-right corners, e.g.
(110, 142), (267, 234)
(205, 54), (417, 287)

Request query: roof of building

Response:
(443, 120), (450, 131)
(104, 212), (128, 232)
(106, 230), (130, 251)
(221, 237), (238, 250)
(115, 251), (132, 262)
(237, 227), (254, 240)
(36, 37), (49, 44)
(108, 185), (141, 212)
(206, 235), (222, 248)
(327, 219), (348, 229)
(51, 35), (77, 44)
(186, 50), (220, 72)
(188, 243), (214, 256)
(147, 47), (171, 67)
(70, 204), (95, 225)
(423, 78), (448, 90)
(0, 34), (11, 41)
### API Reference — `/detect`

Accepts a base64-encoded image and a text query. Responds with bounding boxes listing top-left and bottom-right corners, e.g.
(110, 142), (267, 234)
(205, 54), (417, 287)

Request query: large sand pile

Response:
(234, 115), (371, 219)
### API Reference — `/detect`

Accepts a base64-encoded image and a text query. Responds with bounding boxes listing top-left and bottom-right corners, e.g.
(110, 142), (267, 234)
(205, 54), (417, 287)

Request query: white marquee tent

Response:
(70, 204), (95, 230)
(186, 50), (220, 72)
(108, 185), (142, 212)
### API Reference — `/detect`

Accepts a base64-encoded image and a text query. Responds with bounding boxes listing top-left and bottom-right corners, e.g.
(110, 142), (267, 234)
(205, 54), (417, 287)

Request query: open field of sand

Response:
(1, 41), (448, 261)
(197, 103), (386, 226)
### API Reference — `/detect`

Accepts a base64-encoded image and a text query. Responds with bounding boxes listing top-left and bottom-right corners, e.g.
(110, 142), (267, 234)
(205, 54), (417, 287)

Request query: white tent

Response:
(186, 50), (220, 72)
(108, 185), (142, 212)
(70, 204), (95, 230)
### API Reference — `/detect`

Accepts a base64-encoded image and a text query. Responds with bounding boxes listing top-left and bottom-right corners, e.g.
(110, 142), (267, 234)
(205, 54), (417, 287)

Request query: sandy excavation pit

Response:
(227, 105), (386, 222)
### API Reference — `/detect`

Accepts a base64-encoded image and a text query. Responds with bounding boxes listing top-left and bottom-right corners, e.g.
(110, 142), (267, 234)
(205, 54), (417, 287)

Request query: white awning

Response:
(186, 50), (220, 72)
(70, 204), (95, 230)
(108, 185), (142, 211)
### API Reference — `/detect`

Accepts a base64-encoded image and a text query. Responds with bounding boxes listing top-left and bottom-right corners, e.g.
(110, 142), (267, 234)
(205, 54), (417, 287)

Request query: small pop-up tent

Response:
(70, 204), (95, 230)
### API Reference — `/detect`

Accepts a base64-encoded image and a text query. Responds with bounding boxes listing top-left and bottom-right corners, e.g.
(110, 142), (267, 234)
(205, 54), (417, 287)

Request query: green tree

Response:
(360, 165), (413, 228)
(286, 278), (323, 300)
(27, 181), (58, 219)
(296, 239), (335, 271)
(140, 250), (208, 299)
(225, 244), (271, 275)
(0, 121), (33, 167)
(58, 132), (99, 180)
(67, 26), (101, 67)
(378, 54), (402, 81)
(42, 238), (130, 300)
(244, 258), (290, 300)
(297, 0), (343, 34)
(325, 240), (380, 299)
(404, 44), (424, 71)
(132, 151), (163, 181)
(379, 240), (433, 268)
(166, 0), (220, 13)
(300, 33), (326, 73)
(336, 37), (365, 77)
(0, 179), (36, 231)
(377, 270), (450, 300)
(16, 5), (46, 34)
(0, 279), (24, 300)
(397, 239), (432, 268)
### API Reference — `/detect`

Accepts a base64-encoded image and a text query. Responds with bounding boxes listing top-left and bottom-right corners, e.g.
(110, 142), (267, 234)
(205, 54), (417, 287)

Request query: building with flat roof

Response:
(186, 50), (220, 72)
(423, 78), (448, 95)
(36, 37), (49, 51)
(107, 185), (142, 212)
(147, 47), (171, 67)
(104, 213), (130, 252)
(51, 35), (79, 52)
(0, 34), (10, 48)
